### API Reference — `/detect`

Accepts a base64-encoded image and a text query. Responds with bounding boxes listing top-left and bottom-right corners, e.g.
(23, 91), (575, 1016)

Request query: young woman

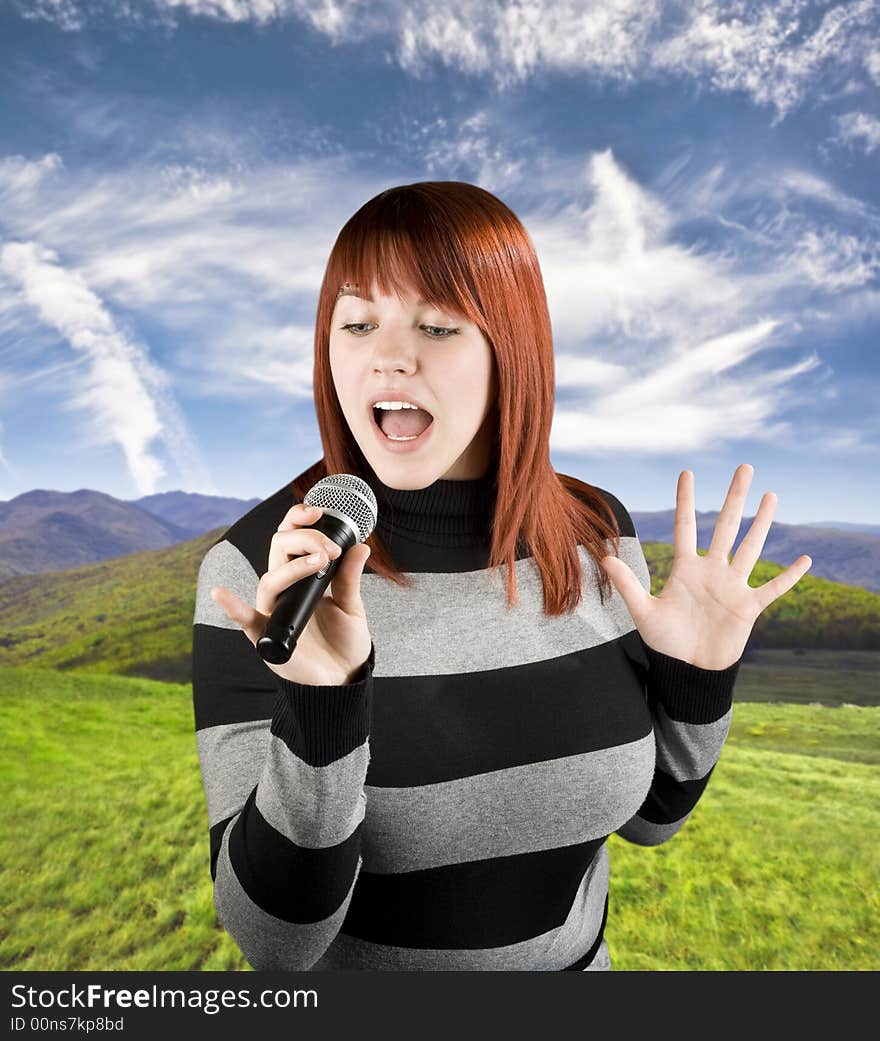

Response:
(192, 181), (811, 971)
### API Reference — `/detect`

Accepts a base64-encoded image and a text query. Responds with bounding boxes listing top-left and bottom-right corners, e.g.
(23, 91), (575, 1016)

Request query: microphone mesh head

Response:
(303, 473), (378, 543)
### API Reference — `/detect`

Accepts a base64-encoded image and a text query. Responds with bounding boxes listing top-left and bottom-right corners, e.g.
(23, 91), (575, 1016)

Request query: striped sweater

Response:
(192, 465), (740, 971)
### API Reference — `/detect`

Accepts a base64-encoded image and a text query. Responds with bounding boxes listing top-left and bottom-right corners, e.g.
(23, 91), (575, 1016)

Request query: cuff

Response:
(270, 642), (376, 767)
(644, 643), (740, 724)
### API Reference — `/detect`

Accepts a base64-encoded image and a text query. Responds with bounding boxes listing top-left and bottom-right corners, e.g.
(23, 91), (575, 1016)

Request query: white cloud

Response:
(834, 110), (880, 154)
(419, 111), (527, 194)
(0, 153), (65, 196)
(864, 48), (880, 83)
(1, 143), (873, 467)
(0, 239), (209, 495)
(13, 0), (879, 118)
(550, 322), (804, 454)
(655, 0), (877, 121)
(791, 228), (880, 290)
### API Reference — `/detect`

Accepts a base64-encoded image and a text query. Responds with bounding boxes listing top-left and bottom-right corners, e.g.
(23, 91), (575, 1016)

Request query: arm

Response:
(192, 537), (375, 970)
(617, 617), (740, 846)
(595, 490), (740, 846)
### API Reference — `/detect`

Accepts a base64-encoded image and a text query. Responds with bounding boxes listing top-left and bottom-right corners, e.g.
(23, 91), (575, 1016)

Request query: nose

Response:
(370, 325), (418, 376)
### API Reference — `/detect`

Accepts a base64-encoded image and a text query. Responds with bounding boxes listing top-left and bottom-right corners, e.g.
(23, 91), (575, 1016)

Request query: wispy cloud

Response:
(1, 135), (875, 466)
(833, 110), (880, 154)
(534, 153), (837, 454)
(13, 0), (878, 119)
(0, 233), (209, 495)
(552, 323), (821, 453)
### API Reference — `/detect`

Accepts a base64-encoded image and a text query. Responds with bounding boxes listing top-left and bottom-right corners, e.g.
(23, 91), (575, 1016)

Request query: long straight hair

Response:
(291, 181), (621, 615)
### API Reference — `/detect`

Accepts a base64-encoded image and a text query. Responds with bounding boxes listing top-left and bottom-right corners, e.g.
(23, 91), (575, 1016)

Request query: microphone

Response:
(257, 473), (378, 665)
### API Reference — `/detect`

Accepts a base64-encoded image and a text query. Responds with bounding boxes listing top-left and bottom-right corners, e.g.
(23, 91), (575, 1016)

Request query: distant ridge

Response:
(130, 489), (261, 536)
(0, 488), (261, 582)
(0, 487), (877, 593)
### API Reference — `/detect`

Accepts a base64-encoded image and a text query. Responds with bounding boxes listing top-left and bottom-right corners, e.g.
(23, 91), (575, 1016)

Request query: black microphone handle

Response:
(257, 513), (359, 665)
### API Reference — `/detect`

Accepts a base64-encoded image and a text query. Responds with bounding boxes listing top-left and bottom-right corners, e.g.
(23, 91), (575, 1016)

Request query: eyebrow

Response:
(337, 286), (428, 306)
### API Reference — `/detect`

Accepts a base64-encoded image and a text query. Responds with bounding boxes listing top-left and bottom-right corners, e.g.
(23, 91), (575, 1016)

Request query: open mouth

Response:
(370, 404), (435, 446)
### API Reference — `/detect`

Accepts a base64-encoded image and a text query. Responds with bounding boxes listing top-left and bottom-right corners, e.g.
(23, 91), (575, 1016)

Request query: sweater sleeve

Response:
(596, 491), (741, 847)
(192, 537), (375, 970)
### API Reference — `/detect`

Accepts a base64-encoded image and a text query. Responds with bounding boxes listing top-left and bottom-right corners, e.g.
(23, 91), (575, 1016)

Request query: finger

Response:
(210, 586), (267, 646)
(326, 543), (372, 615)
(255, 551), (334, 616)
(277, 502), (322, 532)
(752, 555), (812, 612)
(268, 526), (341, 573)
(673, 469), (697, 559)
(600, 555), (651, 624)
(730, 491), (777, 579)
(707, 463), (754, 561)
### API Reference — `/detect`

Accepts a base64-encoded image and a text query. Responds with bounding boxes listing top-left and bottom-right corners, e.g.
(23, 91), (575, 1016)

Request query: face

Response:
(328, 280), (498, 489)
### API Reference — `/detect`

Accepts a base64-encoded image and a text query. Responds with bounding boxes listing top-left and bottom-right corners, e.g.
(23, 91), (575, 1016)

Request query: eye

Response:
(422, 325), (460, 338)
(339, 323), (460, 338)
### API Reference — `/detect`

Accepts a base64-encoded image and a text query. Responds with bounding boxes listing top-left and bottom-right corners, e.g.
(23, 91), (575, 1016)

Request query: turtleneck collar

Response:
(363, 460), (498, 543)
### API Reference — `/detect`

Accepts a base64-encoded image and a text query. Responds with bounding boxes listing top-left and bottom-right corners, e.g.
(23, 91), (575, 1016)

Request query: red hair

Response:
(291, 181), (621, 615)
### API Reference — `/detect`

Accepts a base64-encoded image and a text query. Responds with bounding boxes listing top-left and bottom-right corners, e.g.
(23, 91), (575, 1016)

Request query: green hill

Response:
(0, 665), (875, 971)
(0, 531), (877, 686)
(0, 527), (223, 682)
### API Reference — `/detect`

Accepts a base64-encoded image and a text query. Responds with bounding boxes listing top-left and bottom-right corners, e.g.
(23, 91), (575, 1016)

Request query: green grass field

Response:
(0, 665), (877, 971)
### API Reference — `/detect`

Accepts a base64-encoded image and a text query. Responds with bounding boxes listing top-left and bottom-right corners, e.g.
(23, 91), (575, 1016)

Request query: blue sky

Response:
(1, 1), (878, 524)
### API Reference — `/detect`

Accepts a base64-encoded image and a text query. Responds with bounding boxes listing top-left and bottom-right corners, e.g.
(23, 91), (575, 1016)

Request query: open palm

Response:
(600, 464), (813, 670)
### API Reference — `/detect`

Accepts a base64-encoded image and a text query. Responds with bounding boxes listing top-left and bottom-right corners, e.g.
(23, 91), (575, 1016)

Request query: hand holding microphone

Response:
(210, 474), (377, 686)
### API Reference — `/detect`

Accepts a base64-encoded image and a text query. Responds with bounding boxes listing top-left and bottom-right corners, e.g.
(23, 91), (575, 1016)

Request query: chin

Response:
(364, 447), (451, 490)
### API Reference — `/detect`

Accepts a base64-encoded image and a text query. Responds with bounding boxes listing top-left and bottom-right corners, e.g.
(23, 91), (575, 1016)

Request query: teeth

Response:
(373, 401), (420, 410)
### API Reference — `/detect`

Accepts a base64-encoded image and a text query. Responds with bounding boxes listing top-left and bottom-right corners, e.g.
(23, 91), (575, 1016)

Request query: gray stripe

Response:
(194, 540), (259, 628)
(194, 536), (646, 671)
(654, 704), (732, 781)
(615, 813), (690, 847)
(361, 735), (655, 873)
(213, 816), (361, 971)
(196, 722), (270, 827)
(255, 733), (369, 848)
(310, 843), (610, 971)
(582, 938), (611, 971)
(362, 537), (647, 677)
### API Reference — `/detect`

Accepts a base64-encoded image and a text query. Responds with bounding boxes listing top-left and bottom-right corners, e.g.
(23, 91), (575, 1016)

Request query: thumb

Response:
(210, 586), (265, 646)
(600, 555), (649, 623)
(327, 543), (371, 614)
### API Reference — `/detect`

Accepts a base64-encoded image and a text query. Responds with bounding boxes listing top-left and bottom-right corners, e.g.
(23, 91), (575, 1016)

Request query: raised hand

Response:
(600, 464), (812, 670)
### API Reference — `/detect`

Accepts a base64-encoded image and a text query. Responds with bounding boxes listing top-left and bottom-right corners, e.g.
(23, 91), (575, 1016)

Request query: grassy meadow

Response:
(1, 663), (877, 971)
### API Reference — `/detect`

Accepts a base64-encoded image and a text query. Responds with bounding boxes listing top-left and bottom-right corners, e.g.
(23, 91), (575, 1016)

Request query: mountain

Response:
(0, 488), (259, 582)
(801, 521), (880, 536)
(1, 488), (878, 593)
(631, 510), (880, 594)
(0, 489), (195, 582)
(130, 490), (261, 536)
(0, 530), (876, 684)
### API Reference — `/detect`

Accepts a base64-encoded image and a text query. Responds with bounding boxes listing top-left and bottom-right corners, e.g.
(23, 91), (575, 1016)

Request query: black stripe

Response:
(637, 765), (714, 825)
(562, 894), (609, 970)
(645, 645), (738, 724)
(341, 838), (604, 948)
(368, 635), (652, 786)
(228, 788), (361, 922)
(193, 624), (278, 730)
(219, 485), (298, 574)
(209, 815), (235, 882)
(589, 487), (636, 538)
(270, 669), (372, 769)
